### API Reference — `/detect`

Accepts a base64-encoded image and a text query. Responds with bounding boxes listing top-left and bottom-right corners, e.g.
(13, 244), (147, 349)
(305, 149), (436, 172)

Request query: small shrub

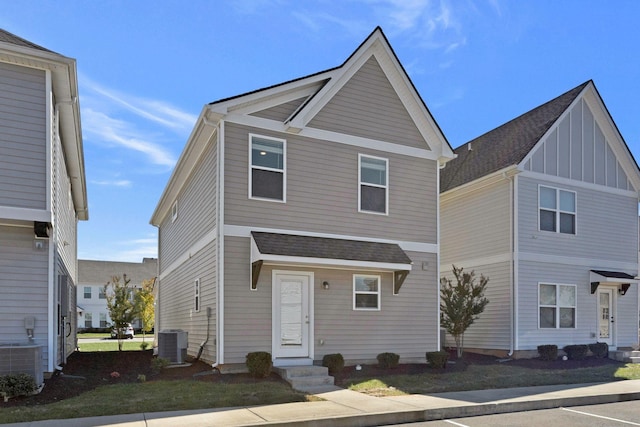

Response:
(0, 373), (37, 402)
(589, 342), (608, 358)
(563, 344), (589, 360)
(246, 351), (272, 378)
(140, 342), (149, 350)
(426, 351), (449, 369)
(150, 357), (170, 374)
(137, 374), (146, 382)
(377, 352), (400, 369)
(322, 353), (345, 374)
(537, 344), (558, 361)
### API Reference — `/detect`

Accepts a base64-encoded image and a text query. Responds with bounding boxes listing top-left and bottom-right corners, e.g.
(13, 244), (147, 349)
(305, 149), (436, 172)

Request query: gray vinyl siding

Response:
(440, 179), (511, 265)
(157, 240), (217, 363)
(0, 225), (50, 363)
(159, 140), (217, 271)
(223, 236), (439, 364)
(308, 56), (429, 151)
(440, 262), (512, 351)
(224, 122), (437, 243)
(516, 261), (638, 349)
(518, 176), (638, 263)
(251, 97), (307, 122)
(0, 62), (47, 209)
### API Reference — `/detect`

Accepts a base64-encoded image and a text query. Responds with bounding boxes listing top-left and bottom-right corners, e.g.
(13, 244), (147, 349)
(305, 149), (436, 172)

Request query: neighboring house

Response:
(0, 29), (88, 381)
(440, 80), (640, 357)
(150, 27), (455, 369)
(77, 258), (157, 330)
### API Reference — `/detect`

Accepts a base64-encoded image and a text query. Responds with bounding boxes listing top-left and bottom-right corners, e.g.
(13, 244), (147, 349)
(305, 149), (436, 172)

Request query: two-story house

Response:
(77, 258), (157, 331)
(150, 27), (454, 371)
(441, 81), (640, 358)
(0, 29), (87, 383)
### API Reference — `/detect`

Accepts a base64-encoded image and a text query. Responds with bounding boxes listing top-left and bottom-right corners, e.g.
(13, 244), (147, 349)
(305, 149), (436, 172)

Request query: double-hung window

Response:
(99, 287), (106, 299)
(539, 283), (576, 328)
(84, 312), (92, 328)
(353, 274), (381, 310)
(99, 313), (108, 328)
(359, 155), (388, 214)
(84, 286), (91, 299)
(539, 185), (576, 234)
(250, 135), (286, 202)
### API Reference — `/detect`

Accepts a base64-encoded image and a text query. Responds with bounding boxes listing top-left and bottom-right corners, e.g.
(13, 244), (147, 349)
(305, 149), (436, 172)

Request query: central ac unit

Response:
(0, 344), (43, 386)
(158, 330), (188, 363)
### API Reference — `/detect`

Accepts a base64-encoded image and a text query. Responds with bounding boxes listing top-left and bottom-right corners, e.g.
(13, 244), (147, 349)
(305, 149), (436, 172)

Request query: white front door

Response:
(597, 288), (615, 346)
(272, 271), (312, 362)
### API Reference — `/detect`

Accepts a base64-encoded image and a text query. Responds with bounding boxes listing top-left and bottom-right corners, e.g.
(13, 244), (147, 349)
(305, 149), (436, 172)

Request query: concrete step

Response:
(609, 350), (640, 363)
(274, 365), (334, 392)
(629, 356), (640, 364)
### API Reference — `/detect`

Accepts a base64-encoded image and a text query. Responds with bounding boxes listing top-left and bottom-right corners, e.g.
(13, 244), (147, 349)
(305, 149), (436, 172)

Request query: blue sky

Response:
(2, 1), (639, 262)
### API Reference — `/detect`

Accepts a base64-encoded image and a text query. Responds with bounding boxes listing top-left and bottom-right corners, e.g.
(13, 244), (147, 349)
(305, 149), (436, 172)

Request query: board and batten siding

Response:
(0, 62), (47, 209)
(224, 122), (438, 243)
(517, 175), (638, 263)
(440, 178), (511, 266)
(308, 56), (429, 151)
(158, 140), (217, 272)
(515, 260), (639, 349)
(0, 226), (50, 361)
(441, 262), (512, 351)
(222, 237), (440, 364)
(157, 240), (217, 363)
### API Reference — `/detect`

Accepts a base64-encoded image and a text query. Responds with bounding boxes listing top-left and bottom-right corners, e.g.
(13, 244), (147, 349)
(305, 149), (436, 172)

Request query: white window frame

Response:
(98, 287), (106, 299)
(84, 286), (91, 299)
(171, 200), (178, 223)
(99, 313), (108, 328)
(248, 134), (286, 203)
(353, 274), (381, 311)
(358, 154), (389, 215)
(84, 312), (92, 328)
(194, 278), (201, 312)
(538, 283), (577, 329)
(538, 185), (576, 234)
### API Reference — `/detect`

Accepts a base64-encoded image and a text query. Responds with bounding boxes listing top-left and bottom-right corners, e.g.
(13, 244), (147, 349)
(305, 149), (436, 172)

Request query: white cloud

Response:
(91, 179), (132, 187)
(83, 108), (177, 167)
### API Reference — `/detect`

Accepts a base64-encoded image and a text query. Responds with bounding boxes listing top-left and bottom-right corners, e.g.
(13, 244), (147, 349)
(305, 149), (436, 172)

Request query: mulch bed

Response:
(1, 349), (622, 407)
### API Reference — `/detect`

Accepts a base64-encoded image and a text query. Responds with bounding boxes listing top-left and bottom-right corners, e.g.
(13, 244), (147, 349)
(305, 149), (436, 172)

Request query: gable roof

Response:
(0, 28), (54, 53)
(441, 81), (590, 192)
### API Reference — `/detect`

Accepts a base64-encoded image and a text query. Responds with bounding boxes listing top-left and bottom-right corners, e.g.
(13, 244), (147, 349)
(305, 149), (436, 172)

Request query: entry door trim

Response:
(272, 270), (314, 363)
(597, 287), (616, 347)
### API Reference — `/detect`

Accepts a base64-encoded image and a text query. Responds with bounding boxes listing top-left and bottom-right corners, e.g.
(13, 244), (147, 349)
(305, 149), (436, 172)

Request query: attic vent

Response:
(468, 143), (472, 151)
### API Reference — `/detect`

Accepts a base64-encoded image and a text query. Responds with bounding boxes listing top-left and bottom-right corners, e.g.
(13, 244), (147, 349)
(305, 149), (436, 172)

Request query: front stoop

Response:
(274, 365), (336, 393)
(609, 350), (640, 363)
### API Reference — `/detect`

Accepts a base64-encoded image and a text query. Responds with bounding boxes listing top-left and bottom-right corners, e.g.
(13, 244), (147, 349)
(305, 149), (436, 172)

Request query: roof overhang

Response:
(590, 270), (638, 295)
(250, 232), (412, 293)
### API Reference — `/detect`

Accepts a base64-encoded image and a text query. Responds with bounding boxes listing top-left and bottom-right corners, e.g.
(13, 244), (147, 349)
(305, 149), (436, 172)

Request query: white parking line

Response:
(561, 407), (640, 425)
(444, 420), (470, 427)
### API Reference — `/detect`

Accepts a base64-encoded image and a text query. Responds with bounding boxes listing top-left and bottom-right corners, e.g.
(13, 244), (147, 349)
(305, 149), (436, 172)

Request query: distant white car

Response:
(110, 323), (135, 339)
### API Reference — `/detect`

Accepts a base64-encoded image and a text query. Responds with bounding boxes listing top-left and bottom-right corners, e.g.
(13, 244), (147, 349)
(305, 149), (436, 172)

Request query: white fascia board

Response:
(0, 206), (51, 223)
(151, 109), (217, 225)
(441, 165), (520, 201)
(256, 253), (411, 272)
(518, 169), (639, 198)
(223, 113), (438, 161)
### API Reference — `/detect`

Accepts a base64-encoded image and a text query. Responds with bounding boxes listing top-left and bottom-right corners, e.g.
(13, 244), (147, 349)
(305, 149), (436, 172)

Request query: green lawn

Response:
(0, 381), (310, 424)
(77, 332), (111, 339)
(77, 341), (149, 352)
(345, 363), (640, 396)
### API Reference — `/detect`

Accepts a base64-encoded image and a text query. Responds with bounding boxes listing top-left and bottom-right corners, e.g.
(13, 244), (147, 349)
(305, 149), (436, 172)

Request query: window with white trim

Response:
(194, 279), (200, 312)
(250, 135), (286, 201)
(359, 155), (388, 214)
(84, 312), (92, 328)
(539, 186), (576, 234)
(84, 286), (91, 299)
(99, 287), (106, 299)
(171, 201), (178, 222)
(99, 313), (108, 328)
(353, 274), (381, 310)
(539, 283), (576, 328)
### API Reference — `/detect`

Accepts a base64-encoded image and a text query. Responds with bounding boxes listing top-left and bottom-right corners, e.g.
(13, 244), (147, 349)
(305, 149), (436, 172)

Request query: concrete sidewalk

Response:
(5, 380), (640, 427)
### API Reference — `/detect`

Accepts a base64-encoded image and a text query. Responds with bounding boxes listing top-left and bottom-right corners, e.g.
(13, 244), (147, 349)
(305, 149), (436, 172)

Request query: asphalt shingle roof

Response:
(441, 81), (590, 192)
(251, 232), (412, 265)
(0, 28), (54, 53)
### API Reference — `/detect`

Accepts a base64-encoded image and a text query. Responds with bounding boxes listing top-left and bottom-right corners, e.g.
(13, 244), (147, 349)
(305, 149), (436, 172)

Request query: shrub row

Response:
(0, 373), (37, 402)
(537, 342), (608, 360)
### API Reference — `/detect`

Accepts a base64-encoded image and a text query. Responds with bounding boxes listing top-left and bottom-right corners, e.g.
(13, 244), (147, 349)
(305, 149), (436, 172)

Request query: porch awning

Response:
(250, 231), (412, 293)
(590, 270), (639, 295)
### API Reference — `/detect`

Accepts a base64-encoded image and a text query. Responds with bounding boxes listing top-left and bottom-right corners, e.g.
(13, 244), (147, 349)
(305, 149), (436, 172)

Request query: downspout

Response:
(215, 118), (225, 367)
(503, 171), (517, 357)
(511, 174), (520, 356)
(437, 160), (447, 350)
